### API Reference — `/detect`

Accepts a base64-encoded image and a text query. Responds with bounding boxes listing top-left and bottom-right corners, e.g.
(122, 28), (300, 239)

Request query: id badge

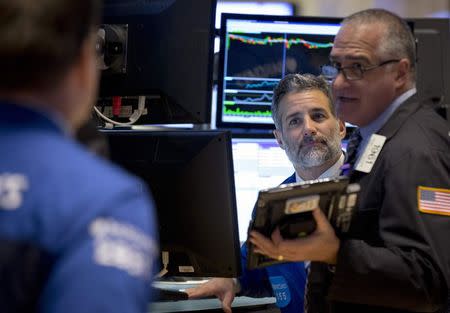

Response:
(269, 275), (291, 308)
(355, 134), (386, 173)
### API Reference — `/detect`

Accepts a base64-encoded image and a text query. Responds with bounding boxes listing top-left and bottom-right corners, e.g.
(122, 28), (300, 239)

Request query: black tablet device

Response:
(247, 176), (360, 269)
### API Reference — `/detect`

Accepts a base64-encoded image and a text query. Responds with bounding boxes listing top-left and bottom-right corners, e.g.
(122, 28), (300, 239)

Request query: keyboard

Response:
(152, 278), (211, 301)
(153, 286), (189, 301)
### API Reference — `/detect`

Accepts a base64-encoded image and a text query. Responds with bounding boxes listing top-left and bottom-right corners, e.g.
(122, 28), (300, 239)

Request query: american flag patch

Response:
(418, 186), (450, 216)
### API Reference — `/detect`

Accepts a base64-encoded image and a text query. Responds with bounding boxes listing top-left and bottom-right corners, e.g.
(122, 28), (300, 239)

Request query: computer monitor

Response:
(215, 13), (341, 133)
(104, 129), (241, 278)
(97, 0), (216, 125)
(407, 18), (450, 120)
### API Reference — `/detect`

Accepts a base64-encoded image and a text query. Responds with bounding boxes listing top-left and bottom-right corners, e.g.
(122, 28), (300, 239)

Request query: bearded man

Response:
(187, 74), (346, 313)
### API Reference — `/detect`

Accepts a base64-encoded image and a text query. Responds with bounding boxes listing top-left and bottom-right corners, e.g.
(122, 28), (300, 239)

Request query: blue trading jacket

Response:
(0, 102), (158, 313)
(239, 173), (307, 313)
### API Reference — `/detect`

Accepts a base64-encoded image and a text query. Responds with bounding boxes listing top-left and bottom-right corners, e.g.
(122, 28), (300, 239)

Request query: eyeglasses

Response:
(321, 59), (400, 81)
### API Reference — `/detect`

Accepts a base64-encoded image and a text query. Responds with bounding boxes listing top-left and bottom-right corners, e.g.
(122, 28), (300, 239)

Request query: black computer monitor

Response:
(97, 0), (216, 125)
(215, 13), (342, 133)
(407, 18), (450, 120)
(103, 129), (241, 278)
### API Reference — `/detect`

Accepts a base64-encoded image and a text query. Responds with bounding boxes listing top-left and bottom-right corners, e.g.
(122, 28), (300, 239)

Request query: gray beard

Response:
(285, 136), (341, 169)
(282, 122), (343, 170)
(298, 145), (331, 168)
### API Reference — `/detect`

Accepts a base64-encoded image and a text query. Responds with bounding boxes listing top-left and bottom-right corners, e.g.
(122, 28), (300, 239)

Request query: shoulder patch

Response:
(0, 173), (28, 210)
(418, 186), (450, 216)
(89, 218), (158, 279)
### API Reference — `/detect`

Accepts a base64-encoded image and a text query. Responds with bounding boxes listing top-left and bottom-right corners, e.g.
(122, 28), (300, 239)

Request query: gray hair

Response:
(271, 74), (334, 129)
(342, 8), (416, 80)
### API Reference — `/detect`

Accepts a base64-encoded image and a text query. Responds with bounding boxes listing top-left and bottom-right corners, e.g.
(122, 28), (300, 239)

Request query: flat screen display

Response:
(216, 14), (341, 133)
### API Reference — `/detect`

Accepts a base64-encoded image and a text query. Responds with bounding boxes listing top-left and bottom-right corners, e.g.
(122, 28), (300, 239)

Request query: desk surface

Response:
(150, 280), (276, 312)
(149, 296), (277, 313)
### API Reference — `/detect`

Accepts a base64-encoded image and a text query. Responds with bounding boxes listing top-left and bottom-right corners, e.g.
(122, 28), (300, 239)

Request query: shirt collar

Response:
(295, 152), (345, 183)
(31, 104), (72, 136)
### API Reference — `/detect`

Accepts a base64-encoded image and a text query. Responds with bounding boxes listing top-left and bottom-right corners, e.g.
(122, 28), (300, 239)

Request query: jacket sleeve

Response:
(238, 173), (297, 298)
(238, 242), (273, 297)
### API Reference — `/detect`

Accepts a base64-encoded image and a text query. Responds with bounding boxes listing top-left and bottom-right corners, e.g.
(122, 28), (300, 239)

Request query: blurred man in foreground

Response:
(0, 1), (158, 312)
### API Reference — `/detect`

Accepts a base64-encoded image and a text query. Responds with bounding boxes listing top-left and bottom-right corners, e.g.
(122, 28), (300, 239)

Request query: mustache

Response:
(299, 135), (328, 149)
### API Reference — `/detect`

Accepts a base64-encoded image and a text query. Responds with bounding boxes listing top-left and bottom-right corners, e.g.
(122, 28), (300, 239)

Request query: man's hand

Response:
(185, 278), (238, 313)
(249, 208), (340, 264)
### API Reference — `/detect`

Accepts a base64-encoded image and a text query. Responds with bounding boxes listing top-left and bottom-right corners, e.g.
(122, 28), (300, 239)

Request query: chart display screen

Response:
(216, 14), (341, 131)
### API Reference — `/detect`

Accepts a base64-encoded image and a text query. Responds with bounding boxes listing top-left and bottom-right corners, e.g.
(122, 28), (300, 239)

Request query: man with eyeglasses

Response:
(249, 8), (450, 313)
(321, 59), (400, 82)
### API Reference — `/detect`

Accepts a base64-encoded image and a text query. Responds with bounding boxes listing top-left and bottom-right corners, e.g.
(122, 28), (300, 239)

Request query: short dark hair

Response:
(271, 74), (335, 129)
(0, 0), (102, 91)
(342, 8), (416, 80)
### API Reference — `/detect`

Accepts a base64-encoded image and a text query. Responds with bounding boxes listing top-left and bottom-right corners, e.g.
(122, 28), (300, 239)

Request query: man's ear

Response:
(71, 33), (98, 93)
(65, 33), (99, 130)
(273, 129), (285, 150)
(338, 119), (346, 139)
(394, 58), (410, 88)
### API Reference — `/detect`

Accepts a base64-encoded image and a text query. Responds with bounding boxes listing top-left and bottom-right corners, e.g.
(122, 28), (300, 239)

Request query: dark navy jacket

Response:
(0, 102), (158, 313)
(312, 95), (450, 313)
